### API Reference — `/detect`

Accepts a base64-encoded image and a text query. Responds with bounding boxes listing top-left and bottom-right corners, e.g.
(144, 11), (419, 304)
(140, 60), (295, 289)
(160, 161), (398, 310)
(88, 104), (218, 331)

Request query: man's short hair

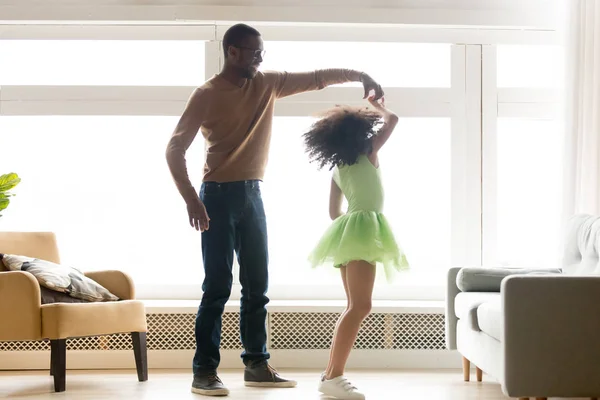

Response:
(222, 24), (261, 58)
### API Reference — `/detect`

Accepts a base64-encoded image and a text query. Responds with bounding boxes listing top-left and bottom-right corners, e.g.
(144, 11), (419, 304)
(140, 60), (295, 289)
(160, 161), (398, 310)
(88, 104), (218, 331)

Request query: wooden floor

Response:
(0, 369), (593, 399)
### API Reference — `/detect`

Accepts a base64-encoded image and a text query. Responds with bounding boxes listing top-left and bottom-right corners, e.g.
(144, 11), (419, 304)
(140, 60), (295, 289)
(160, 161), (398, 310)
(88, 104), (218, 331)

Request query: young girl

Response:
(304, 97), (409, 400)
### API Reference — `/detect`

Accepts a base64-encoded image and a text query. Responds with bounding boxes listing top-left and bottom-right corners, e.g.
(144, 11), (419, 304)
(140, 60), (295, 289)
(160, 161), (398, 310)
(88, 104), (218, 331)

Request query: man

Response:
(166, 23), (384, 396)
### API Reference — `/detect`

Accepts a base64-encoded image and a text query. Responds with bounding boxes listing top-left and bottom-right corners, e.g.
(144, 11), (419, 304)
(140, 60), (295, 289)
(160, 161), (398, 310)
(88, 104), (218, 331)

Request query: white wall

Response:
(0, 0), (559, 29)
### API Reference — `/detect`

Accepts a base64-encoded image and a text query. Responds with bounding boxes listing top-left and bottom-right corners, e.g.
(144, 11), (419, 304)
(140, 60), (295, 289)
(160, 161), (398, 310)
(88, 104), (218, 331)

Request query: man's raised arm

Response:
(271, 69), (384, 100)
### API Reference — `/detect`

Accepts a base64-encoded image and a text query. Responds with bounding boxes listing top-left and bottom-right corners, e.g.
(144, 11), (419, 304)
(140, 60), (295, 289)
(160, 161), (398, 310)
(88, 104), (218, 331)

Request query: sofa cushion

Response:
(477, 297), (502, 341)
(454, 292), (500, 332)
(457, 267), (562, 292)
(0, 254), (118, 302)
(455, 293), (503, 340)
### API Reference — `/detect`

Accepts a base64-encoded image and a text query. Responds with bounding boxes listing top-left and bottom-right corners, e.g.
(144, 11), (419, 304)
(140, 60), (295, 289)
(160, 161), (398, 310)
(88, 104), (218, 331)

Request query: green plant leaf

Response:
(0, 173), (21, 193)
(0, 196), (9, 211)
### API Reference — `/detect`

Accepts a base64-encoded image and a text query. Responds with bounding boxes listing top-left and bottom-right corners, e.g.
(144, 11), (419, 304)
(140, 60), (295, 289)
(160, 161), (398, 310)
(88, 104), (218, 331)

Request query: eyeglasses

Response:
(236, 46), (266, 60)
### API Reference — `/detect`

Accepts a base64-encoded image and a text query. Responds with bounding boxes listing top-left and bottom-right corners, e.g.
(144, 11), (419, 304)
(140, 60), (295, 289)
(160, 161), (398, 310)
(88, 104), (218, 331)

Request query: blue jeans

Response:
(193, 180), (270, 374)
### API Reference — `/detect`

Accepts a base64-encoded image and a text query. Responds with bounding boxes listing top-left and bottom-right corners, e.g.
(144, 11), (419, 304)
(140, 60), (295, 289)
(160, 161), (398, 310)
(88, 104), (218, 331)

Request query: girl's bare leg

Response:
(325, 266), (350, 373)
(325, 260), (376, 379)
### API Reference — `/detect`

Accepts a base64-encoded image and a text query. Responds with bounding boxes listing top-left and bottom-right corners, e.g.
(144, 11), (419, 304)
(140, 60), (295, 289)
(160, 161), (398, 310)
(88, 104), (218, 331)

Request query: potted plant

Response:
(0, 173), (21, 218)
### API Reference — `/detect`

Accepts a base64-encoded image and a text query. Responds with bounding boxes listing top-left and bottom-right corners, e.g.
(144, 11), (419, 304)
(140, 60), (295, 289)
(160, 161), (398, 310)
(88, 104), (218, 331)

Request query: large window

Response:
(0, 27), (564, 300)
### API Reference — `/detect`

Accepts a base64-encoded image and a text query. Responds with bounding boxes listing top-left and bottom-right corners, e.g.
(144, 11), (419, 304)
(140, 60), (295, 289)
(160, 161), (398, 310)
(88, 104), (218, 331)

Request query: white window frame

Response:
(0, 24), (560, 300)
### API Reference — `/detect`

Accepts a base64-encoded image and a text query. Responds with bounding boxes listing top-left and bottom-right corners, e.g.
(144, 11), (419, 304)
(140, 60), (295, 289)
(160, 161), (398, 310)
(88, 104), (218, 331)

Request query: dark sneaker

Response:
(244, 361), (297, 388)
(191, 371), (229, 396)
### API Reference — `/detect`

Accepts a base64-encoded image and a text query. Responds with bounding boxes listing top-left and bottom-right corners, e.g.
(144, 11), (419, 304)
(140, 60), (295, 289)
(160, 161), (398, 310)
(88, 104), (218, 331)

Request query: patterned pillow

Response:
(0, 254), (119, 302)
(40, 286), (91, 304)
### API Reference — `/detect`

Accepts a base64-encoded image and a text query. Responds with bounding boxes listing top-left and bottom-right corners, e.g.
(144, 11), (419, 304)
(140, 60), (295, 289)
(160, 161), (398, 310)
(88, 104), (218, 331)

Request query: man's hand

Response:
(361, 73), (384, 101)
(187, 197), (210, 232)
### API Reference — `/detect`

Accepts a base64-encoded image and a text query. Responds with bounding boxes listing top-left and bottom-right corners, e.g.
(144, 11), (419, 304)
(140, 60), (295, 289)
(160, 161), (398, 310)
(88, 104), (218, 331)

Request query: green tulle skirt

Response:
(308, 211), (409, 282)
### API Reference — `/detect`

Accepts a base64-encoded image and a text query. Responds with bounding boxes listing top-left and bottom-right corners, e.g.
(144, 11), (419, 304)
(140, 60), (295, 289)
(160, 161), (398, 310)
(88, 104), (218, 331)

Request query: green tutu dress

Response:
(309, 155), (409, 282)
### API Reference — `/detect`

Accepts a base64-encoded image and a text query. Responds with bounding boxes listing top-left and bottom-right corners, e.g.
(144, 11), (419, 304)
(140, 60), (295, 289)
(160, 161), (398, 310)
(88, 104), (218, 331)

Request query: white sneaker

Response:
(318, 372), (366, 400)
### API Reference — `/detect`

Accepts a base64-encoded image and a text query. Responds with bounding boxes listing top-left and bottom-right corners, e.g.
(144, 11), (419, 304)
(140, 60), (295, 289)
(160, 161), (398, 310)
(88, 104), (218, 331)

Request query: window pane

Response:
(260, 42), (450, 87)
(497, 118), (563, 267)
(380, 118), (452, 278)
(264, 117), (451, 287)
(0, 116), (206, 285)
(497, 45), (564, 88)
(0, 40), (205, 86)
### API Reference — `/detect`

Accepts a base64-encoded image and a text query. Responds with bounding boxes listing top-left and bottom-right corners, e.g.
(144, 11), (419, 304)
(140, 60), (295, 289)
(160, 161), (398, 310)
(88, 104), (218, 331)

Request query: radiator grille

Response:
(0, 312), (444, 351)
(269, 312), (445, 350)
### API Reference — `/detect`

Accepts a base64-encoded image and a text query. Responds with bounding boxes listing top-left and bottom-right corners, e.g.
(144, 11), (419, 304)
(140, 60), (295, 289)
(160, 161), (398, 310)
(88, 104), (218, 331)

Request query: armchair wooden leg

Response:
(518, 398), (529, 400)
(50, 339), (66, 392)
(462, 357), (470, 382)
(49, 343), (54, 376)
(476, 367), (482, 382)
(131, 332), (148, 382)
(535, 398), (547, 400)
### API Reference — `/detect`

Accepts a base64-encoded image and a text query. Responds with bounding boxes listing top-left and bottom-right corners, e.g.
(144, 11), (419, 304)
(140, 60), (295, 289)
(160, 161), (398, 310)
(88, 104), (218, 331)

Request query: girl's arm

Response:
(329, 178), (344, 220)
(369, 97), (399, 154)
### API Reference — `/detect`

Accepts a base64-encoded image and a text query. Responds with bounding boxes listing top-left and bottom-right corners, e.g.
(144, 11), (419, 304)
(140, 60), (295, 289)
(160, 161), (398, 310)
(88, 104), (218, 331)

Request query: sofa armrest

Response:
(445, 267), (462, 350)
(0, 271), (43, 341)
(85, 270), (136, 300)
(502, 275), (600, 397)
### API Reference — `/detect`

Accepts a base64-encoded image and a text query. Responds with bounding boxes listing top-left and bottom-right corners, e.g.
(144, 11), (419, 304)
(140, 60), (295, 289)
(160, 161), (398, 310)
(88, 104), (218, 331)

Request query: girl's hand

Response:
(368, 96), (386, 110)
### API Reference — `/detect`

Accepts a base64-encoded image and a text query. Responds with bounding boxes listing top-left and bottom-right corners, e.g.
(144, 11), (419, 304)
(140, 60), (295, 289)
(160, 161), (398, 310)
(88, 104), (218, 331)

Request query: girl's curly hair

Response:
(303, 106), (382, 170)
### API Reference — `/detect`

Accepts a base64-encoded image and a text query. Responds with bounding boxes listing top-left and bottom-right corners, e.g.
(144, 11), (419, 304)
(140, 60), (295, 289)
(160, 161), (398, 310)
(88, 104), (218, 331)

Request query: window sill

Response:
(141, 299), (444, 314)
(135, 282), (446, 301)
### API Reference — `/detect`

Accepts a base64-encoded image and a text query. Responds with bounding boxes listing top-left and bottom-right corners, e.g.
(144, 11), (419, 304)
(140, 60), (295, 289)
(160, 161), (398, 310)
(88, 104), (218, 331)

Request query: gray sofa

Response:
(446, 214), (600, 400)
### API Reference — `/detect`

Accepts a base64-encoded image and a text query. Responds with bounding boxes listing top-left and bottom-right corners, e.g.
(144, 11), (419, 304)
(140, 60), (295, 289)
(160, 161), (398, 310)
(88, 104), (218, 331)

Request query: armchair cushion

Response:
(41, 300), (147, 339)
(1, 254), (118, 302)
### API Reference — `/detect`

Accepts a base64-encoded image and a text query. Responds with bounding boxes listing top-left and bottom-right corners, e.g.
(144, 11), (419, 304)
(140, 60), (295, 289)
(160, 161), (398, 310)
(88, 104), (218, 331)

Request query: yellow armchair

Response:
(0, 232), (148, 392)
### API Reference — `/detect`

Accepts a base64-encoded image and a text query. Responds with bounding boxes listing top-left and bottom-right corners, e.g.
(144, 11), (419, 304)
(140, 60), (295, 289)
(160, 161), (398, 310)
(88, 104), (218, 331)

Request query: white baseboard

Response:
(0, 349), (463, 371)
